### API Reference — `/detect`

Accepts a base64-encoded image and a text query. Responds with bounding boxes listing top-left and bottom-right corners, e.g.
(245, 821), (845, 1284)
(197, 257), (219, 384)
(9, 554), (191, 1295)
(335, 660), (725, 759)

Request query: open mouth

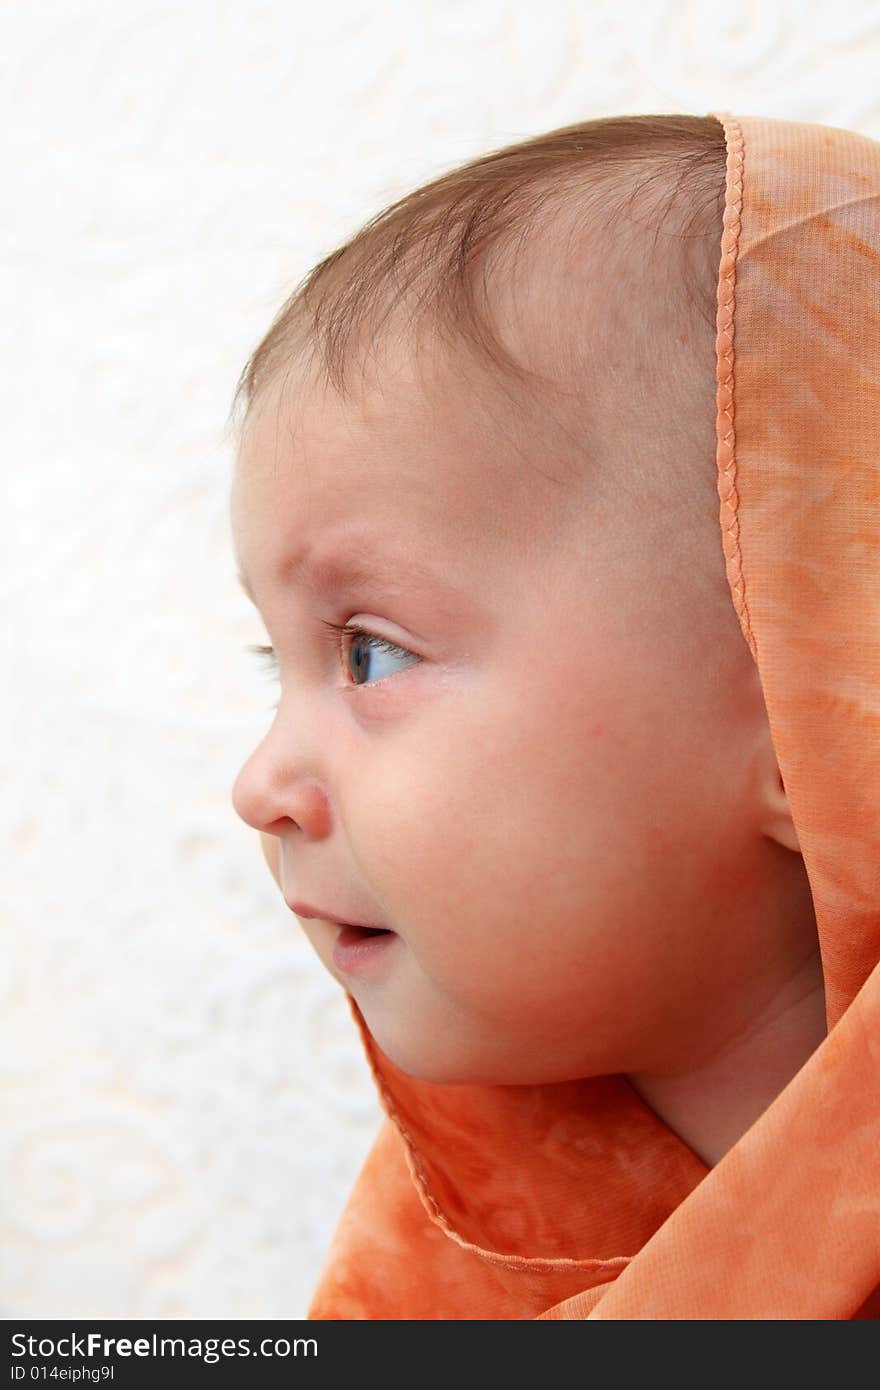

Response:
(333, 921), (399, 975)
(335, 923), (395, 949)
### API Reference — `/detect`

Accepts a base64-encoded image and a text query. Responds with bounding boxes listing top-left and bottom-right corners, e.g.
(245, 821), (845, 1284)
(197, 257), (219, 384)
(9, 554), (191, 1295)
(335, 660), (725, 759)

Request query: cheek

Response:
(350, 682), (620, 992)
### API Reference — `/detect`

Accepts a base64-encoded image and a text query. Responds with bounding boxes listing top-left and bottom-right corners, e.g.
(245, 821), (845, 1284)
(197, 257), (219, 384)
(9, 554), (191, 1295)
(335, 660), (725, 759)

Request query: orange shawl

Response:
(307, 112), (880, 1320)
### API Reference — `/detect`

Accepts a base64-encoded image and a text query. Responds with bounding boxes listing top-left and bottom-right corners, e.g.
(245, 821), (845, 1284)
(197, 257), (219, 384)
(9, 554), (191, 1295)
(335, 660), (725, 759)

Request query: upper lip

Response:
(287, 900), (387, 930)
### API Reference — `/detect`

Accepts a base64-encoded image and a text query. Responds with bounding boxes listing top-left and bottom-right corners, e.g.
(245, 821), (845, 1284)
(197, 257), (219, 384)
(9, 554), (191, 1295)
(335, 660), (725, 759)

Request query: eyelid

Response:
(243, 621), (421, 695)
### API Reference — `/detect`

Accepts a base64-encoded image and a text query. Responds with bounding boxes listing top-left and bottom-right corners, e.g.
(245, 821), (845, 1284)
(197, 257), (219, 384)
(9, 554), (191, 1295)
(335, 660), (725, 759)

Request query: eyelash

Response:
(244, 620), (415, 707)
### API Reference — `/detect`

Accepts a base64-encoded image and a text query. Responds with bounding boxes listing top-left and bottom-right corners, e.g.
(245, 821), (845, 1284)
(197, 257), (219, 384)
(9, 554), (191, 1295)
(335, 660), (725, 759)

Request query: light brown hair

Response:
(227, 113), (727, 442)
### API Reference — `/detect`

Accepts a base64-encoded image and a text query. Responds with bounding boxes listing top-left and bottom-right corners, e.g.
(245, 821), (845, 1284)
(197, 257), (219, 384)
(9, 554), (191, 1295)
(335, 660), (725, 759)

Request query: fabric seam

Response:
(345, 991), (633, 1275)
(710, 110), (756, 664)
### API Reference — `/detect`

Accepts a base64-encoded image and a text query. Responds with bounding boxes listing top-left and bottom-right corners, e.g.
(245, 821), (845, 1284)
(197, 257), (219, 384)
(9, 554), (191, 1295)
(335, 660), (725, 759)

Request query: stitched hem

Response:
(707, 110), (756, 665)
(345, 991), (634, 1276)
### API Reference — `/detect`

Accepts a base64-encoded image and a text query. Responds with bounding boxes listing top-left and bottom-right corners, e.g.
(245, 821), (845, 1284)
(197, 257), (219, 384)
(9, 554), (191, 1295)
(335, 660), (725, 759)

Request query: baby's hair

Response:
(227, 114), (727, 441)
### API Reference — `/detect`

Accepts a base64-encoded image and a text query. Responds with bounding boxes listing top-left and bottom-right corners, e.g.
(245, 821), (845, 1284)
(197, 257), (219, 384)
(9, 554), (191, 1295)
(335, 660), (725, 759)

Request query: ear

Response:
(761, 765), (801, 854)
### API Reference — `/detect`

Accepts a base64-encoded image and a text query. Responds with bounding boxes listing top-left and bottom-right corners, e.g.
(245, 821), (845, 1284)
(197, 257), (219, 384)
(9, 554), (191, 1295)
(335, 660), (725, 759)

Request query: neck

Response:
(625, 947), (827, 1168)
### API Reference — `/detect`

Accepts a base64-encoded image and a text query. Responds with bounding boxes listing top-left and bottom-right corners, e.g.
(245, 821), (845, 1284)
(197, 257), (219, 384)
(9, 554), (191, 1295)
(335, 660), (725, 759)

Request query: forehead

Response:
(231, 349), (576, 590)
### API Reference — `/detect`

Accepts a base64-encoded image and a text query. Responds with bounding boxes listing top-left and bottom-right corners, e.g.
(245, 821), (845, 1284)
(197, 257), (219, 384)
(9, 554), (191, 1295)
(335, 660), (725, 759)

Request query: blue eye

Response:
(330, 623), (421, 687)
(245, 621), (420, 703)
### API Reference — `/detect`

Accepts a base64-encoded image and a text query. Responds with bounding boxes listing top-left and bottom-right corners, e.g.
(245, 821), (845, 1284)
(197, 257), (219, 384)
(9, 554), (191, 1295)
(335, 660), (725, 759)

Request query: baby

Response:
(228, 112), (826, 1188)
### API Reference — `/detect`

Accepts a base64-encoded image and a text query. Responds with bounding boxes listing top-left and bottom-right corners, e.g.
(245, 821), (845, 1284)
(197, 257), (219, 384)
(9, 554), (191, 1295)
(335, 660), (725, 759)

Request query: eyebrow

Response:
(236, 546), (452, 606)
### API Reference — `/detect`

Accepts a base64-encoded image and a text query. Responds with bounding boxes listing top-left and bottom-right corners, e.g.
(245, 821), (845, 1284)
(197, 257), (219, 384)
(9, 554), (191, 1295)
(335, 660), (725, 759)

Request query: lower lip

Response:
(332, 924), (399, 977)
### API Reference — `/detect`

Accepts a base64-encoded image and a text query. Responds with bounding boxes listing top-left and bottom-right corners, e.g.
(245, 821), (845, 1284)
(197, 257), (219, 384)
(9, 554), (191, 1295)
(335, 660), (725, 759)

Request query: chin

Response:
(364, 1022), (478, 1085)
(365, 1021), (530, 1087)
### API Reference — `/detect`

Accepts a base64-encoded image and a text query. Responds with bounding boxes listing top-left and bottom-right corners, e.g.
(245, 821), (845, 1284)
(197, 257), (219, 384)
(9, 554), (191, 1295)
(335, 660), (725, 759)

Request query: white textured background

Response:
(4, 0), (880, 1321)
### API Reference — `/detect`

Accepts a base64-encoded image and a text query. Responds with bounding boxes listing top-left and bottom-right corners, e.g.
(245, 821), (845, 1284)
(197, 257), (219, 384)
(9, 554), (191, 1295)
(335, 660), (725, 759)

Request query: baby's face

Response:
(231, 345), (773, 1085)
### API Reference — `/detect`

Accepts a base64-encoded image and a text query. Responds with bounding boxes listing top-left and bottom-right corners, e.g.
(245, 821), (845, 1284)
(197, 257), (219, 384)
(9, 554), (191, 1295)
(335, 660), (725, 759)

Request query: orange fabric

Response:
(307, 112), (880, 1320)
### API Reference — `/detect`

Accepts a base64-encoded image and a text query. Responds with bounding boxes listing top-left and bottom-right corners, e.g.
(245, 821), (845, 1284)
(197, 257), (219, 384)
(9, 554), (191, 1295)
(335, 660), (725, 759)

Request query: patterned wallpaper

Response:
(4, 0), (879, 1319)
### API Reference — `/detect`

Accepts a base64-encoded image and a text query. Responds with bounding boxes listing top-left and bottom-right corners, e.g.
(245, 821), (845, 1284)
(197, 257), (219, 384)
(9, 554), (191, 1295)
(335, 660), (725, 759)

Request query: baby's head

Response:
(229, 115), (820, 1096)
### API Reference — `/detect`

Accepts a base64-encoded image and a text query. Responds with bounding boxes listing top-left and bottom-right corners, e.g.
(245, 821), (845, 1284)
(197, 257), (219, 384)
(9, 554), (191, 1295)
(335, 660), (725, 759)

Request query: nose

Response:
(231, 713), (332, 842)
